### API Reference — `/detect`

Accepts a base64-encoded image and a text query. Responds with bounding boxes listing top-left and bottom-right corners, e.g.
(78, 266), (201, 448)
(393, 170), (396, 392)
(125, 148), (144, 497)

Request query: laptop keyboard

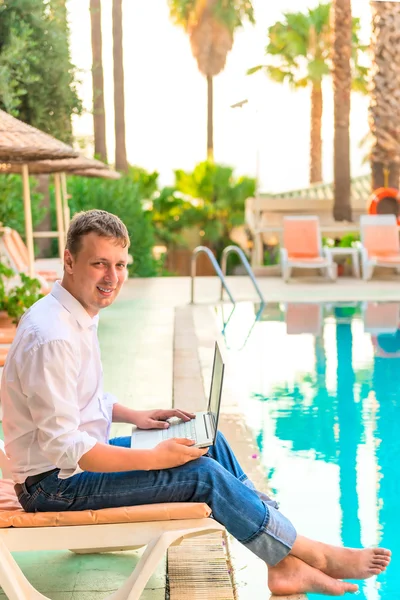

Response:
(161, 419), (197, 442)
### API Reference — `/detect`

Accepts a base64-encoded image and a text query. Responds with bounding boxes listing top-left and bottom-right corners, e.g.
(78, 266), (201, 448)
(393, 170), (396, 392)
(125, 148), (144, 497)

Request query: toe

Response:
(372, 559), (389, 567)
(344, 583), (359, 593)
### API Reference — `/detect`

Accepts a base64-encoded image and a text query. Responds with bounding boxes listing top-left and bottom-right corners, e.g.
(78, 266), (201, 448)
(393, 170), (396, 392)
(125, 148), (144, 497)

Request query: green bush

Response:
(51, 170), (157, 277)
(0, 174), (45, 238)
(174, 161), (256, 260)
(151, 186), (199, 247)
(0, 263), (43, 323)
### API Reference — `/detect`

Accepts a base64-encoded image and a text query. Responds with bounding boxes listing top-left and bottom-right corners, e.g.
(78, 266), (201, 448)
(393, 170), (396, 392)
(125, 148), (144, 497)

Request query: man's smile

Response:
(96, 286), (115, 296)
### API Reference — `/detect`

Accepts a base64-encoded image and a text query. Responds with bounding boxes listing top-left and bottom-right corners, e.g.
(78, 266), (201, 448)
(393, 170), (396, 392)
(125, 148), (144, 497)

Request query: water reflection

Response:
(335, 320), (362, 550)
(233, 301), (400, 600)
(373, 332), (400, 598)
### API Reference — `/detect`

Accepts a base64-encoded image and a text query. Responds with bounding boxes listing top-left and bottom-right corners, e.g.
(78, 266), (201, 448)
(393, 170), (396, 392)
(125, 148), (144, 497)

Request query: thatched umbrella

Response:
(71, 168), (121, 180)
(0, 156), (107, 174)
(0, 153), (117, 262)
(0, 109), (79, 275)
(0, 109), (78, 162)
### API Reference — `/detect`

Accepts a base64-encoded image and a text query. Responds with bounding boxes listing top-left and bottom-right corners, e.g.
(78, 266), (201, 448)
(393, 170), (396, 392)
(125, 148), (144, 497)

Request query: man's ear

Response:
(64, 249), (74, 274)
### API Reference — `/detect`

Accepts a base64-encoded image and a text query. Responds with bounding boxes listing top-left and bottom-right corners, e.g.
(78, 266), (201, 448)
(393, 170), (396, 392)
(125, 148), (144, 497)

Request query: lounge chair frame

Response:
(280, 216), (337, 282)
(0, 442), (224, 600)
(359, 215), (400, 281)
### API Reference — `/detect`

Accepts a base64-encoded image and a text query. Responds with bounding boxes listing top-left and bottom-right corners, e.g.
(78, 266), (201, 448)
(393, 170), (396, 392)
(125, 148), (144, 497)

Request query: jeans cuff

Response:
(243, 503), (297, 566)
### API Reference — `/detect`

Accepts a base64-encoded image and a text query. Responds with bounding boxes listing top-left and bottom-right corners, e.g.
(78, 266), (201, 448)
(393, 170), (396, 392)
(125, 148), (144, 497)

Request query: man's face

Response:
(63, 232), (129, 317)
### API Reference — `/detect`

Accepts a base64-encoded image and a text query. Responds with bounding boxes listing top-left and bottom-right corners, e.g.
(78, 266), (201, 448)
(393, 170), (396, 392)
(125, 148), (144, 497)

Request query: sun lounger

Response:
(280, 216), (337, 282)
(359, 215), (400, 280)
(0, 440), (224, 600)
(0, 227), (58, 283)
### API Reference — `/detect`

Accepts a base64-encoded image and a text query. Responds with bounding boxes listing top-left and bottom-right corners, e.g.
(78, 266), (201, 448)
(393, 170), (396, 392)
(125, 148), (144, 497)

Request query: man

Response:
(1, 210), (391, 596)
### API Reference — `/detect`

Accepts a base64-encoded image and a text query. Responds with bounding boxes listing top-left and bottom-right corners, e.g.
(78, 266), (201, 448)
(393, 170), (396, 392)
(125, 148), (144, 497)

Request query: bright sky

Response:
(68, 0), (372, 193)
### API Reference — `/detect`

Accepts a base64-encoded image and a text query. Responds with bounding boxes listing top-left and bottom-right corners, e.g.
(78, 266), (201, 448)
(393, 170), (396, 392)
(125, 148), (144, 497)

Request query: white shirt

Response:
(1, 282), (117, 483)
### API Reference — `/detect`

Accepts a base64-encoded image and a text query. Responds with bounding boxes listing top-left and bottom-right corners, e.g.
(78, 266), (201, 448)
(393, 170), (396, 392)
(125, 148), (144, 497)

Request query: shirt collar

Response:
(51, 281), (99, 330)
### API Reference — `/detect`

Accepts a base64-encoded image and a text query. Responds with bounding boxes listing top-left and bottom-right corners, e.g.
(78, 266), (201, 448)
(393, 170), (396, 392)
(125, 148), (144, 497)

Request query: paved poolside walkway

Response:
(2, 275), (399, 600)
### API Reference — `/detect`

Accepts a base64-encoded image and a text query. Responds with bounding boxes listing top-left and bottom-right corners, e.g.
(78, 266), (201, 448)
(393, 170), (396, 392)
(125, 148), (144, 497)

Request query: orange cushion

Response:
(0, 329), (15, 344)
(283, 220), (321, 258)
(0, 479), (211, 528)
(364, 226), (400, 255)
(371, 254), (400, 263)
(0, 348), (9, 367)
(288, 255), (326, 264)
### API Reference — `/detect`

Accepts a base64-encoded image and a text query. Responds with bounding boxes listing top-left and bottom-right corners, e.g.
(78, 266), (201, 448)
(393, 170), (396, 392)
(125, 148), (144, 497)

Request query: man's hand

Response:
(133, 409), (195, 430)
(149, 438), (208, 469)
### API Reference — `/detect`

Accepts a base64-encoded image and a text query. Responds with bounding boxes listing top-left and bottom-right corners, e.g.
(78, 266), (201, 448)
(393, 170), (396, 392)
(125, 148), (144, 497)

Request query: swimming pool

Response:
(217, 301), (400, 599)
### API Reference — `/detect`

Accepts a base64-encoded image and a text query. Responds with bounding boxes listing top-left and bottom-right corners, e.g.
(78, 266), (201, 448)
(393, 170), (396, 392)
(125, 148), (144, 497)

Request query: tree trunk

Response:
(371, 161), (400, 190)
(90, 0), (107, 162)
(35, 175), (52, 258)
(112, 0), (128, 172)
(369, 1), (400, 192)
(310, 83), (323, 184)
(332, 0), (352, 221)
(207, 75), (214, 161)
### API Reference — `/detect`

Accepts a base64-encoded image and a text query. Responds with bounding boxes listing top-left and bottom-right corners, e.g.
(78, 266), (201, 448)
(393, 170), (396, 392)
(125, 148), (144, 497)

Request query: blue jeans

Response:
(17, 432), (296, 566)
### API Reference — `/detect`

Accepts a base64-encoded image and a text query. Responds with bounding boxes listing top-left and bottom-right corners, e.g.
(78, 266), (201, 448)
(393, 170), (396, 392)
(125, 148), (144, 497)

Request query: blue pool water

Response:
(218, 301), (400, 599)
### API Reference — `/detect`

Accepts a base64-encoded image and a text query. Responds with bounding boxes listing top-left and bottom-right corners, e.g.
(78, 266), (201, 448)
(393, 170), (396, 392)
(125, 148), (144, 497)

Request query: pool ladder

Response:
(190, 245), (265, 304)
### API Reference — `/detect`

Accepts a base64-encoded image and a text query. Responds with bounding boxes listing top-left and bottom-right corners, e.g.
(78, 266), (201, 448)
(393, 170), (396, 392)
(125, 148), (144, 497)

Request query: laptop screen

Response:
(208, 342), (225, 433)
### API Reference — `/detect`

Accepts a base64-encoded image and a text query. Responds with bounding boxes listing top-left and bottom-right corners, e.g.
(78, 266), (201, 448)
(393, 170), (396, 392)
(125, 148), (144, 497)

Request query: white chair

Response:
(359, 215), (400, 280)
(280, 216), (337, 282)
(0, 441), (224, 600)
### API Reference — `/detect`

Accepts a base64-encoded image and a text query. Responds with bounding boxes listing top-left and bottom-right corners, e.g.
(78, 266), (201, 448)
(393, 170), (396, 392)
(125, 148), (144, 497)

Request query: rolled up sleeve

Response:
(20, 339), (98, 478)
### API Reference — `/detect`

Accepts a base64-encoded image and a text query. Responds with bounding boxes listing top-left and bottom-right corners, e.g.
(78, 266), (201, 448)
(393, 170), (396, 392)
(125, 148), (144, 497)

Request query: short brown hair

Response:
(66, 209), (130, 256)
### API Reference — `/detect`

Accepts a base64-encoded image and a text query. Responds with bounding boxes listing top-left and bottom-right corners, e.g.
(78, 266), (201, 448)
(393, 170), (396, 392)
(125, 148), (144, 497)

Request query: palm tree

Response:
(369, 1), (400, 190)
(90, 0), (107, 162)
(168, 0), (255, 161)
(249, 2), (367, 185)
(112, 0), (128, 172)
(332, 0), (352, 221)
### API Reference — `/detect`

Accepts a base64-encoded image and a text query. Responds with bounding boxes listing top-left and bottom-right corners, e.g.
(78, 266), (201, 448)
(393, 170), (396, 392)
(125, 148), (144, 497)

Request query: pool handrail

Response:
(220, 245), (265, 304)
(190, 246), (235, 304)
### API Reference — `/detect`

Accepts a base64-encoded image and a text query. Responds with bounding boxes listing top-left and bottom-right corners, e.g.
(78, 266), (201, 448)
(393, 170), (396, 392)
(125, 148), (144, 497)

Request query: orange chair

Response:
(0, 228), (58, 282)
(280, 216), (337, 282)
(360, 215), (400, 280)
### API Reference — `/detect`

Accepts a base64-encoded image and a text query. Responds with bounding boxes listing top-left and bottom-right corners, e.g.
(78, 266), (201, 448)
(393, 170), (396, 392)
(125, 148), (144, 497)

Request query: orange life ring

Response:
(368, 187), (400, 225)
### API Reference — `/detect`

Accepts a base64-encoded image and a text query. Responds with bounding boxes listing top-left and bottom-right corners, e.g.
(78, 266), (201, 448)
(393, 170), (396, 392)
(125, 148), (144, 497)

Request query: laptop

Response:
(131, 342), (225, 449)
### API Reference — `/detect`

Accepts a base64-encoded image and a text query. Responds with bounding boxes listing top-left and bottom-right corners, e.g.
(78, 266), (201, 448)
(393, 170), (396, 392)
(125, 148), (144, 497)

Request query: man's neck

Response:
(60, 279), (99, 319)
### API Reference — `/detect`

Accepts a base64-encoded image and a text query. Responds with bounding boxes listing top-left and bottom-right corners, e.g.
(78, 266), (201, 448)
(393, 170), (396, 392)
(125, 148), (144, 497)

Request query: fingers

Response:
(185, 446), (209, 462)
(170, 409), (195, 421)
(194, 447), (209, 457)
(179, 409), (196, 419)
(153, 409), (196, 423)
(173, 437), (196, 446)
(150, 420), (170, 430)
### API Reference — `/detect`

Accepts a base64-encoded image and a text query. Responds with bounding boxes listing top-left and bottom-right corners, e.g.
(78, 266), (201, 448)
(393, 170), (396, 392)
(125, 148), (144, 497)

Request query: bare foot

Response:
(292, 535), (391, 580)
(268, 555), (359, 596)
